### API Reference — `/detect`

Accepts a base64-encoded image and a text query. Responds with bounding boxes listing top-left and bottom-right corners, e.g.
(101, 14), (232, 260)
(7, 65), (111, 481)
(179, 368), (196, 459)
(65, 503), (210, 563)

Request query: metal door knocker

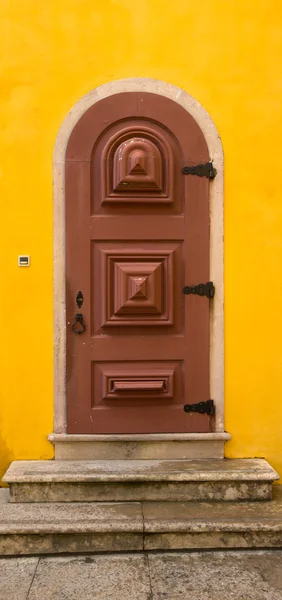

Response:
(72, 313), (86, 334)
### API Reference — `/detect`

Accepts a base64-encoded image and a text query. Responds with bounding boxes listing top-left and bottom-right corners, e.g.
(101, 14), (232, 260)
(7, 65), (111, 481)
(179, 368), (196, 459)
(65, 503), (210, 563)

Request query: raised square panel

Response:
(113, 260), (162, 315)
(100, 248), (174, 327)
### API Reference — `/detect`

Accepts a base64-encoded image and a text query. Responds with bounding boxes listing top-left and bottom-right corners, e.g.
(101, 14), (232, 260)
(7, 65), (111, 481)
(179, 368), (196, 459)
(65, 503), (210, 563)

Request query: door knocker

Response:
(72, 313), (86, 334)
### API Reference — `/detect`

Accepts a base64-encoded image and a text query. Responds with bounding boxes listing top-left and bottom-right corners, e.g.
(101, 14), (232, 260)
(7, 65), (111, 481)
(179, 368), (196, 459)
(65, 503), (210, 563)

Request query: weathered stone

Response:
(0, 488), (9, 503)
(0, 501), (143, 533)
(4, 458), (278, 482)
(0, 492), (282, 554)
(0, 533), (143, 556)
(144, 531), (282, 550)
(0, 461), (281, 555)
(27, 555), (151, 600)
(148, 550), (282, 599)
(1, 550), (282, 599)
(143, 488), (282, 550)
(0, 557), (39, 600)
(142, 487), (282, 533)
(49, 432), (231, 460)
(4, 458), (278, 503)
(0, 501), (144, 554)
(9, 480), (273, 503)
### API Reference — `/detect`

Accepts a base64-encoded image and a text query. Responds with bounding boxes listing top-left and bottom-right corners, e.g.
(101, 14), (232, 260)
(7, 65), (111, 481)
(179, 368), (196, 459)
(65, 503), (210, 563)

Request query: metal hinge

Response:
(184, 400), (215, 416)
(183, 282), (215, 298)
(182, 162), (217, 179)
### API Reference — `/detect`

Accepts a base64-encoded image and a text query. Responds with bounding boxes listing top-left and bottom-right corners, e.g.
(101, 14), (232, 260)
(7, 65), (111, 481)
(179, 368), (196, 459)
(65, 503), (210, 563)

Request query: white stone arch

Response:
(51, 78), (227, 453)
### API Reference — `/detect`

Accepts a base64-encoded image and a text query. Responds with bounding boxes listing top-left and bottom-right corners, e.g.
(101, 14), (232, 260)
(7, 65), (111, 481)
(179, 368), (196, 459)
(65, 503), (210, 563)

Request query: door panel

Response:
(93, 242), (181, 333)
(92, 119), (181, 215)
(66, 92), (212, 433)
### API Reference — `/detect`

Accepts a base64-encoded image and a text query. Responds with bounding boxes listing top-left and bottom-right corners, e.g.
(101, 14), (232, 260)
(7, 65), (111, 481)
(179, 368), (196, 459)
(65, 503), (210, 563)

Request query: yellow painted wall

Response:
(1, 0), (282, 482)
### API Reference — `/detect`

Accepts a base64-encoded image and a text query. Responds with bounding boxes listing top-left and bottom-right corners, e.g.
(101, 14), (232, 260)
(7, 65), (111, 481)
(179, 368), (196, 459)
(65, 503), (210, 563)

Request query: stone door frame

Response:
(52, 78), (224, 436)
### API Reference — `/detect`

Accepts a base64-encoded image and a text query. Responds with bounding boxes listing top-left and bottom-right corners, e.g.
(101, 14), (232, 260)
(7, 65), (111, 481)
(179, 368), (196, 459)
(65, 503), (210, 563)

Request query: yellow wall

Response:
(1, 0), (282, 481)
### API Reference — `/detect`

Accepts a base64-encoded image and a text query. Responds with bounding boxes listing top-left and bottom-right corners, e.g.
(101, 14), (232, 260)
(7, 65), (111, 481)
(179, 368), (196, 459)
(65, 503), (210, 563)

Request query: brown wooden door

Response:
(66, 92), (212, 433)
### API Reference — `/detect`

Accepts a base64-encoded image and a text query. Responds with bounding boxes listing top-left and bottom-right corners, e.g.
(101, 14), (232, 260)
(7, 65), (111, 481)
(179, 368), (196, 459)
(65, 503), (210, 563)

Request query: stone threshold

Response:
(0, 487), (282, 555)
(49, 433), (231, 442)
(48, 432), (231, 460)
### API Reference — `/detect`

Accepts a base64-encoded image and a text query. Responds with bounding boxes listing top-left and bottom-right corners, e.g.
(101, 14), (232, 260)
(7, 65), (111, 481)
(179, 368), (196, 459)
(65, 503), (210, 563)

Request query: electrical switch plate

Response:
(18, 255), (30, 267)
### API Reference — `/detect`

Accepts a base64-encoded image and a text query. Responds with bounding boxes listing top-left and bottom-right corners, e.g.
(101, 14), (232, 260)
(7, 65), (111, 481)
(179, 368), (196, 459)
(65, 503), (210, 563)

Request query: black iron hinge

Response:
(183, 281), (215, 298)
(184, 400), (215, 416)
(182, 162), (217, 179)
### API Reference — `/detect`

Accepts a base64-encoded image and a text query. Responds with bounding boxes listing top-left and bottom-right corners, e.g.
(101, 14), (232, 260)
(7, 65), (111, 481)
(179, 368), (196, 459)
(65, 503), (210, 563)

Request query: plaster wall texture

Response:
(0, 0), (282, 479)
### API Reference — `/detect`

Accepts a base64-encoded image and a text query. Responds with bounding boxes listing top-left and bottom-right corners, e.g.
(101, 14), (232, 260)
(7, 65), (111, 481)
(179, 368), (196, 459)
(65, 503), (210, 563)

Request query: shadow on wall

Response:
(0, 424), (13, 487)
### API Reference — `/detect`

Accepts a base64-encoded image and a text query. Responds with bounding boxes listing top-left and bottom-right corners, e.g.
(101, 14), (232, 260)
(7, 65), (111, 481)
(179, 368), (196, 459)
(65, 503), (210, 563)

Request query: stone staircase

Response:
(0, 458), (281, 555)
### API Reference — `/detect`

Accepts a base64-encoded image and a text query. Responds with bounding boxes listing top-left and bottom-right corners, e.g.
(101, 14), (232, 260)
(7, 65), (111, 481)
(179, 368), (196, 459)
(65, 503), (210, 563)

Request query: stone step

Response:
(0, 487), (282, 555)
(48, 432), (231, 460)
(3, 458), (279, 503)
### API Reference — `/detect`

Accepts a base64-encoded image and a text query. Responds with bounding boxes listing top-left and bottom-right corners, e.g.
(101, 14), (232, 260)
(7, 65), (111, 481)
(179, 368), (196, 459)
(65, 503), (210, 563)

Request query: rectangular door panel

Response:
(92, 361), (182, 407)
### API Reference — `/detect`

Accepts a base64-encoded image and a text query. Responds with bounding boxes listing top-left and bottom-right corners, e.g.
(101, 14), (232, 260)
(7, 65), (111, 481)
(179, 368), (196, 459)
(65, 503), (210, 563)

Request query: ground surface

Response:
(1, 550), (282, 600)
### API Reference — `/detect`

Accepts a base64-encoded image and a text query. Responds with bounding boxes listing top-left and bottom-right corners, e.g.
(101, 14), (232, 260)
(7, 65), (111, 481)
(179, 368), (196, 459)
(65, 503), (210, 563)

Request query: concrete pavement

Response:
(0, 550), (282, 600)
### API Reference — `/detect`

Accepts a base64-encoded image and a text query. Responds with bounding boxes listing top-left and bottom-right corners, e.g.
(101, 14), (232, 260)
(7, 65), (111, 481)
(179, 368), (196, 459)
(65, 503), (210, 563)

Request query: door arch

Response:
(52, 78), (224, 435)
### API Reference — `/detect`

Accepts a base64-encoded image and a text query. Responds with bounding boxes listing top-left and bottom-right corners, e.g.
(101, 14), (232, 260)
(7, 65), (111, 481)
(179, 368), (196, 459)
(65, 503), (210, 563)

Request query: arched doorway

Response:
(51, 79), (226, 453)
